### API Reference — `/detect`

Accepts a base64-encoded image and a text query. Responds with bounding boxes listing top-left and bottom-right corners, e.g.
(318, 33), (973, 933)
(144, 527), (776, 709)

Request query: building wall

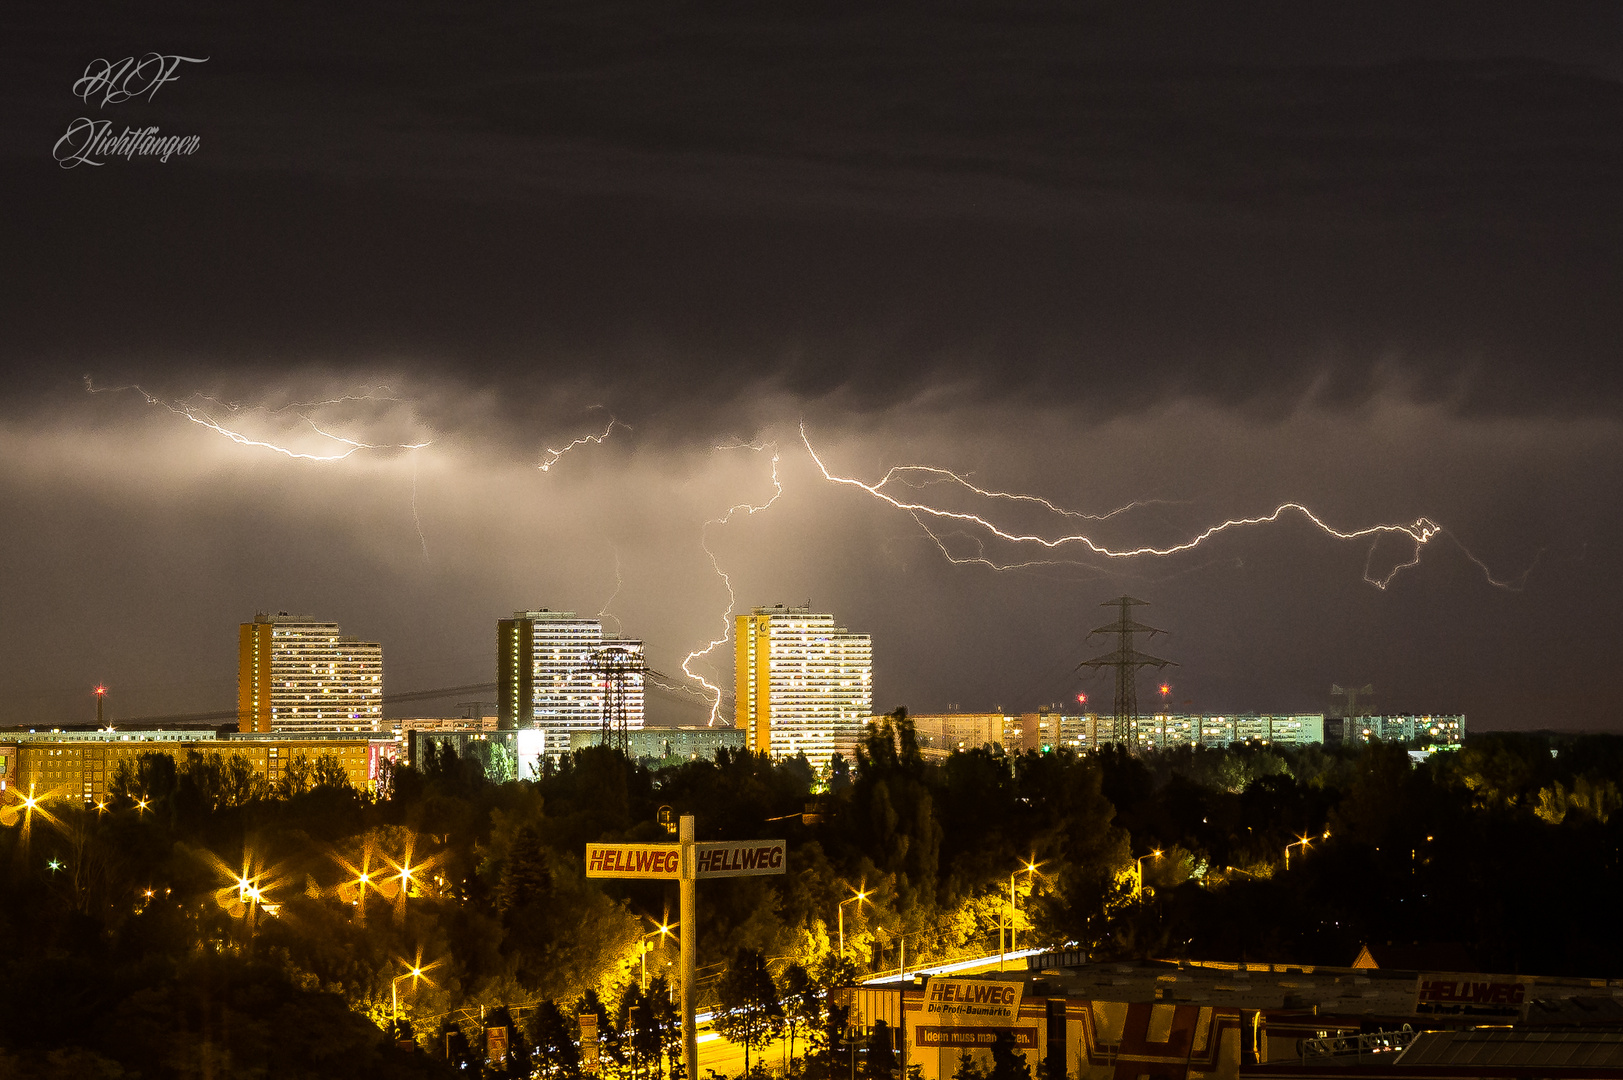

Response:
(566, 725), (746, 763)
(497, 610), (644, 757)
(882, 711), (1340, 756)
(0, 730), (391, 803)
(236, 613), (383, 734)
(906, 712), (1008, 759)
(862, 983), (1244, 1080)
(734, 605), (872, 769)
(1347, 715), (1466, 744)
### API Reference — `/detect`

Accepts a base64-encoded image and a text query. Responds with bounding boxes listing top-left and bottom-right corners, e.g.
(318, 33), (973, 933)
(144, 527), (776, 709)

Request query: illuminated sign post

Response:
(586, 820), (786, 1080)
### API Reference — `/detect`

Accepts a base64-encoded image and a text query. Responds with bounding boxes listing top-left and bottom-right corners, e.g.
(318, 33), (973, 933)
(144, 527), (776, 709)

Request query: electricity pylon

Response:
(589, 646), (648, 753)
(1078, 596), (1176, 748)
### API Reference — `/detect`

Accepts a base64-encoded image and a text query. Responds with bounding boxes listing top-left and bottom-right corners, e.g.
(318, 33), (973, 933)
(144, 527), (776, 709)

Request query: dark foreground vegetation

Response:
(2, 717), (1621, 1077)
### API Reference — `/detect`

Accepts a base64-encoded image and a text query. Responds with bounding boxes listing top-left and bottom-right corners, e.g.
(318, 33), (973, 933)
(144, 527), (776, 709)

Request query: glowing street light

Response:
(838, 884), (870, 955)
(1284, 833), (1323, 871)
(639, 919), (677, 989)
(1002, 858), (1043, 968)
(1134, 850), (1163, 901)
(392, 965), (426, 1022)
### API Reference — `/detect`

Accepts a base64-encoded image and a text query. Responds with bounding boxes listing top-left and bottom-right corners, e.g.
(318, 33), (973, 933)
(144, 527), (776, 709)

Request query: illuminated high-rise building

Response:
(735, 604), (872, 768)
(237, 613), (383, 734)
(498, 610), (644, 757)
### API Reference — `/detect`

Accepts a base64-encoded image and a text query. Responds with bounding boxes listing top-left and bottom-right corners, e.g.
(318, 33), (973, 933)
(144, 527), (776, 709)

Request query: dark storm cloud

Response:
(4, 1), (1623, 433)
(3, 2), (1622, 732)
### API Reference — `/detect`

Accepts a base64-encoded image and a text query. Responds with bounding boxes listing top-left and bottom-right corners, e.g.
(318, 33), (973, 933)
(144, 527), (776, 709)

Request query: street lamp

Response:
(838, 884), (870, 955)
(1134, 850), (1163, 901)
(1284, 833), (1318, 871)
(640, 919), (677, 989)
(392, 965), (425, 1022)
(1003, 858), (1042, 969)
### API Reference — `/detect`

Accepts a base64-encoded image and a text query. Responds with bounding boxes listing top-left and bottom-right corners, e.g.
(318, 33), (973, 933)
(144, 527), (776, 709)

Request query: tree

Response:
(620, 983), (660, 1080)
(953, 1052), (988, 1080)
(646, 975), (681, 1080)
(865, 1020), (899, 1080)
(311, 752), (351, 791)
(714, 947), (785, 1075)
(276, 755), (314, 798)
(988, 1030), (1031, 1080)
(781, 962), (821, 1072)
(530, 999), (582, 1080)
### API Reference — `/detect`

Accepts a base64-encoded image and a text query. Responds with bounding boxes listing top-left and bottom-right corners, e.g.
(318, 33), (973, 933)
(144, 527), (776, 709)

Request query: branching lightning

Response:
(599, 546), (624, 635)
(801, 423), (1527, 591)
(86, 379), (431, 460)
(682, 441), (784, 723)
(884, 465), (1181, 522)
(539, 413), (626, 472)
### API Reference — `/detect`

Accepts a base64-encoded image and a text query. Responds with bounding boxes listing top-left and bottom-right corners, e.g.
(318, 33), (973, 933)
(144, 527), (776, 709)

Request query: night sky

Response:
(2, 2), (1621, 730)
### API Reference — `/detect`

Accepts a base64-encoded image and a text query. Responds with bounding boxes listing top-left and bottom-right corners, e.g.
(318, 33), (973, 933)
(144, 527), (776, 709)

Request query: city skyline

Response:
(3, 5), (1620, 734)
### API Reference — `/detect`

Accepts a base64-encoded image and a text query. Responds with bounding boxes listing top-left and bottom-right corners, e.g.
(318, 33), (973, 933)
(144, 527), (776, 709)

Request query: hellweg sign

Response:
(583, 840), (787, 880)
(920, 977), (1025, 1024)
(585, 844), (682, 879)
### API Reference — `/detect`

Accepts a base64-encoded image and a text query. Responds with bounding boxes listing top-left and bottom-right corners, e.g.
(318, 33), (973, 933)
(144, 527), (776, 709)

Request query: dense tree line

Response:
(2, 718), (1622, 1076)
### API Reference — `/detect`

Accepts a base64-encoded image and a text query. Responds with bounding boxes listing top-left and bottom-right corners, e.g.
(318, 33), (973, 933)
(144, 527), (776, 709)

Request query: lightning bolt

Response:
(801, 423), (1528, 591)
(411, 456), (429, 563)
(86, 379), (430, 460)
(884, 466), (1181, 522)
(682, 441), (783, 724)
(599, 546), (624, 635)
(539, 413), (626, 472)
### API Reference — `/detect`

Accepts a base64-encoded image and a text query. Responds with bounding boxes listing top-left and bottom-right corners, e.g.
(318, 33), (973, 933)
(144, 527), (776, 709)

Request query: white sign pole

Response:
(681, 813), (698, 1080)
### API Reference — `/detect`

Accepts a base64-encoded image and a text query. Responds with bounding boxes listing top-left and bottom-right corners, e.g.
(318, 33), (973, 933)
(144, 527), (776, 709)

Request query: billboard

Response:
(585, 844), (681, 879)
(920, 978), (1024, 1025)
(580, 1013), (600, 1068)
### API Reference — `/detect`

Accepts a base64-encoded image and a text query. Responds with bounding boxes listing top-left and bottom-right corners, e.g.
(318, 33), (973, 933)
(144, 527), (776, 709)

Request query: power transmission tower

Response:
(1078, 596), (1176, 748)
(589, 645), (648, 753)
(1331, 683), (1375, 741)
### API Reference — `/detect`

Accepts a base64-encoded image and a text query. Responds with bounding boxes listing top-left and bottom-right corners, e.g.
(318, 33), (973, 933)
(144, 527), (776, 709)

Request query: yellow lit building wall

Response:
(733, 605), (871, 768)
(0, 736), (385, 804)
(735, 613), (772, 754)
(239, 621), (274, 733)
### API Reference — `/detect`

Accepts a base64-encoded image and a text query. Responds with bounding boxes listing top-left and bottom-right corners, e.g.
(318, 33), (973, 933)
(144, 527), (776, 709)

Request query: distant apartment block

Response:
(498, 610), (644, 756)
(1346, 714), (1465, 744)
(238, 613), (382, 734)
(735, 604), (872, 768)
(0, 728), (393, 803)
(566, 725), (745, 764)
(901, 712), (1010, 760)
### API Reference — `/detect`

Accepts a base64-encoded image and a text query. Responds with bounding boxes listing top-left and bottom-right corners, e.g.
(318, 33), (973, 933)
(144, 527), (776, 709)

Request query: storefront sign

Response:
(1416, 974), (1529, 1015)
(921, 978), (1025, 1024)
(917, 1026), (1039, 1049)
